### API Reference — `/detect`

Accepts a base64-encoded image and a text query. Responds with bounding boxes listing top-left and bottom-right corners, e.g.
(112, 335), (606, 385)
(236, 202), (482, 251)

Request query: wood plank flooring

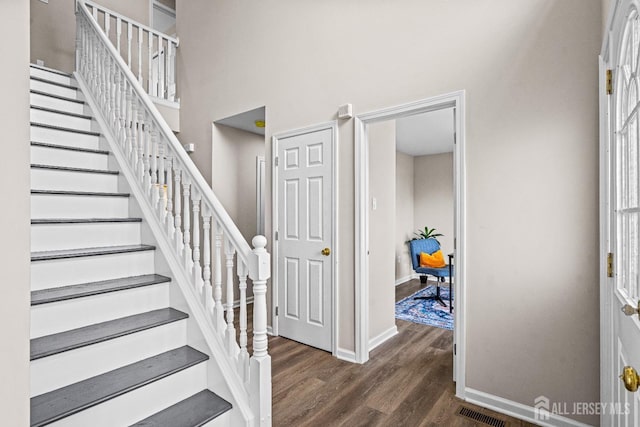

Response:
(268, 279), (536, 426)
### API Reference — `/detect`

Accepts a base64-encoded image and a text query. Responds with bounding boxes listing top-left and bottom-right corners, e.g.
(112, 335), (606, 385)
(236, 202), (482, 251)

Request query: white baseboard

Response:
(266, 326), (273, 336)
(465, 388), (592, 427)
(368, 325), (398, 351)
(395, 273), (418, 286)
(335, 347), (357, 363)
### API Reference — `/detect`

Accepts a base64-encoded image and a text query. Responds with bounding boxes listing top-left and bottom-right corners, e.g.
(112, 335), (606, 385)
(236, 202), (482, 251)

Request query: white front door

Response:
(604, 3), (640, 424)
(275, 126), (334, 352)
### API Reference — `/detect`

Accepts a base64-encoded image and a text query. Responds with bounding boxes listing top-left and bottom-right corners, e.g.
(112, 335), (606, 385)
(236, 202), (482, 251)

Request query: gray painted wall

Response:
(177, 1), (602, 423)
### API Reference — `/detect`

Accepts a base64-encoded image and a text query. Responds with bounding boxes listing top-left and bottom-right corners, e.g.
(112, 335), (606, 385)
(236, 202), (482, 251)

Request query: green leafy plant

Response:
(410, 226), (443, 243)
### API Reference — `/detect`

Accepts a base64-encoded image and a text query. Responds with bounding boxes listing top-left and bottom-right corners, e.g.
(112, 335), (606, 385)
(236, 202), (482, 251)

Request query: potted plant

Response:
(410, 226), (443, 243)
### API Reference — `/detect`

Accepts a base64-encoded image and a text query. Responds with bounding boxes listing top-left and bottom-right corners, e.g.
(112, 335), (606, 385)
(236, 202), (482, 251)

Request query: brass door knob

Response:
(620, 366), (640, 392)
(321, 248), (331, 256)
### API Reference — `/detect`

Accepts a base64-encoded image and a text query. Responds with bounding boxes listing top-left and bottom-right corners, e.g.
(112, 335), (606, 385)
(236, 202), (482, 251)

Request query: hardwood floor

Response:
(269, 279), (536, 426)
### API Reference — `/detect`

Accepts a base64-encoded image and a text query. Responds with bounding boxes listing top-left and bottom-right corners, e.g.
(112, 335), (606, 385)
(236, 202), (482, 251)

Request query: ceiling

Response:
(395, 107), (455, 157)
(214, 106), (266, 136)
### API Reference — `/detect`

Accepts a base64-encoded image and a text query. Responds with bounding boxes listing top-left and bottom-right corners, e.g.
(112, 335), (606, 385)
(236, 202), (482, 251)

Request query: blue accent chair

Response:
(408, 238), (454, 311)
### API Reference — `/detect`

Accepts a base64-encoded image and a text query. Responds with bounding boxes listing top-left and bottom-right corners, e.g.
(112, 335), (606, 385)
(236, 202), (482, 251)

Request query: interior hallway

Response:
(267, 280), (537, 426)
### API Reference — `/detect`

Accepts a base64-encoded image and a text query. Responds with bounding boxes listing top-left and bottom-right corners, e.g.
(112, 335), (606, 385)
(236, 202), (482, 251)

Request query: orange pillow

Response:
(420, 250), (446, 268)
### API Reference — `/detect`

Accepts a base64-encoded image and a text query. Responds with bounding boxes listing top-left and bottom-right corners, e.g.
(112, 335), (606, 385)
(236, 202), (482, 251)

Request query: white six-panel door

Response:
(275, 127), (334, 352)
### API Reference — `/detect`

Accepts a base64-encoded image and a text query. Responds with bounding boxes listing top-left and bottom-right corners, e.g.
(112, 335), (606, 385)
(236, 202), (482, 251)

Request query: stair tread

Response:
(30, 90), (84, 104)
(130, 390), (232, 427)
(31, 189), (130, 197)
(30, 346), (209, 427)
(31, 122), (100, 136)
(30, 64), (73, 77)
(31, 141), (108, 155)
(31, 308), (188, 360)
(30, 106), (93, 120)
(31, 244), (155, 261)
(31, 164), (118, 175)
(32, 218), (142, 224)
(31, 274), (171, 305)
(30, 76), (77, 90)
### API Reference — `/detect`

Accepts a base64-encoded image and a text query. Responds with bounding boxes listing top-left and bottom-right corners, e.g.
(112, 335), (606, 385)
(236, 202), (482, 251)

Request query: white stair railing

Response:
(75, 2), (271, 425)
(83, 0), (178, 103)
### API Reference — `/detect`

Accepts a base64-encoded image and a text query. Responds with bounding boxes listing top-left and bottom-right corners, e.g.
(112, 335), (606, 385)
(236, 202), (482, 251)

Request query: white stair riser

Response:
(46, 362), (207, 427)
(31, 145), (109, 170)
(31, 320), (186, 396)
(31, 282), (170, 338)
(30, 92), (85, 115)
(31, 250), (155, 290)
(30, 68), (74, 86)
(31, 195), (129, 219)
(31, 222), (141, 252)
(202, 411), (231, 427)
(30, 126), (100, 150)
(30, 108), (93, 132)
(31, 169), (118, 192)
(30, 79), (79, 100)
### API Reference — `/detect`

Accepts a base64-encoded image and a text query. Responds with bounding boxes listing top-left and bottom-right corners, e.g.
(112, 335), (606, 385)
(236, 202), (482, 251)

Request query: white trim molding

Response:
(368, 326), (398, 351)
(335, 348), (357, 363)
(395, 273), (418, 286)
(271, 121), (339, 357)
(465, 388), (592, 427)
(354, 91), (467, 399)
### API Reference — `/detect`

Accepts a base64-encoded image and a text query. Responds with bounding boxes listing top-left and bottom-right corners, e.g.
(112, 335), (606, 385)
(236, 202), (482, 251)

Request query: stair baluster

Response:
(147, 31), (153, 96)
(202, 209), (214, 317)
(182, 175), (192, 269)
(173, 161), (183, 251)
(214, 222), (225, 335)
(126, 22), (132, 68)
(224, 236), (238, 357)
(165, 156), (174, 235)
(238, 261), (249, 381)
(192, 190), (202, 287)
(116, 17), (121, 54)
(137, 26), (143, 84)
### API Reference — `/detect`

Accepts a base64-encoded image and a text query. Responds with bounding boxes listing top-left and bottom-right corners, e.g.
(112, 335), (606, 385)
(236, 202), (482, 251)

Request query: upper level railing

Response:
(75, 1), (271, 425)
(83, 0), (178, 103)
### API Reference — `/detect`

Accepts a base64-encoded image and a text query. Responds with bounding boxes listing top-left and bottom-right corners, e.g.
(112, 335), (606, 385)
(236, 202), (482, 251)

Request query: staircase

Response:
(29, 64), (234, 426)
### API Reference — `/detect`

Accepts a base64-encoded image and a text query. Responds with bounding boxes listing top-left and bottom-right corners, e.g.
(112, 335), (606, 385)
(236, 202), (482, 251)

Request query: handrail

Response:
(75, 1), (271, 425)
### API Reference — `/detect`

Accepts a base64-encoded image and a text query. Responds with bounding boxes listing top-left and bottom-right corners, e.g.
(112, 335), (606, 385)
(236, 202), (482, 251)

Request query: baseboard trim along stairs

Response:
(28, 64), (234, 426)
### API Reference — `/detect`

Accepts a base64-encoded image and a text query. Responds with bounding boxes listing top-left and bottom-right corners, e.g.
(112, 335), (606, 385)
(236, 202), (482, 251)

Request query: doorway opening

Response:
(212, 106), (267, 309)
(354, 91), (466, 397)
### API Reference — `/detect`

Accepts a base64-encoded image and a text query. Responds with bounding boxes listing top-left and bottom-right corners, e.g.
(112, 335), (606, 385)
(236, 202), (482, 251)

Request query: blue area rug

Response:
(395, 285), (453, 330)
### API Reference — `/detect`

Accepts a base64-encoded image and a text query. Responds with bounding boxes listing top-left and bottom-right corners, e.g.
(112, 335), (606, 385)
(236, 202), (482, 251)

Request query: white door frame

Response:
(354, 91), (467, 398)
(599, 53), (614, 427)
(271, 121), (339, 355)
(600, 1), (623, 424)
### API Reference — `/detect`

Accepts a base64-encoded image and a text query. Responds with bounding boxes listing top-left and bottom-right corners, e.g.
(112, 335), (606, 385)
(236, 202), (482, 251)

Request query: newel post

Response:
(249, 235), (271, 426)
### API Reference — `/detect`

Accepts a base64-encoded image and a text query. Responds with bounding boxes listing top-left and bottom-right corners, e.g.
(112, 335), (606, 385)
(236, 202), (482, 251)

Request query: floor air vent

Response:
(456, 406), (507, 427)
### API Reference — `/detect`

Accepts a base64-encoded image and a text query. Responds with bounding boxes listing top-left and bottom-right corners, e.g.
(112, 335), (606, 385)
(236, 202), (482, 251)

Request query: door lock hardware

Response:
(621, 366), (640, 392)
(621, 300), (640, 318)
(321, 248), (331, 256)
